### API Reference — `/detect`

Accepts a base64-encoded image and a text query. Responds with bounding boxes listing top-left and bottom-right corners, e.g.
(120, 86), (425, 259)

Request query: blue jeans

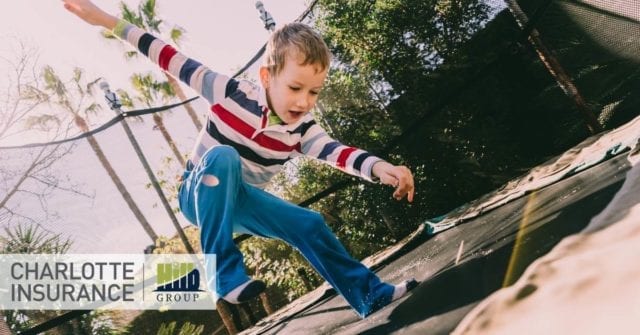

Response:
(178, 145), (393, 317)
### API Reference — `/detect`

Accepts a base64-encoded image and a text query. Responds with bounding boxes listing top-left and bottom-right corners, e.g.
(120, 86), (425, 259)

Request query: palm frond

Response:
(86, 77), (103, 94)
(83, 102), (103, 118)
(24, 114), (62, 131)
(116, 89), (135, 109)
(141, 0), (158, 31)
(125, 50), (139, 59)
(170, 26), (185, 46)
(42, 66), (67, 98)
(22, 85), (50, 103)
(1, 224), (72, 254)
(120, 2), (144, 28)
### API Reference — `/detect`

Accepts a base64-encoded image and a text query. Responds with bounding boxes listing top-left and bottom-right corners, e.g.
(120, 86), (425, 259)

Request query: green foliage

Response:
(169, 28), (185, 46)
(26, 66), (102, 124)
(120, 2), (145, 29)
(157, 321), (204, 335)
(129, 72), (174, 108)
(317, 0), (490, 90)
(118, 0), (183, 45)
(24, 114), (61, 131)
(124, 310), (220, 335)
(0, 224), (71, 254)
(153, 226), (201, 254)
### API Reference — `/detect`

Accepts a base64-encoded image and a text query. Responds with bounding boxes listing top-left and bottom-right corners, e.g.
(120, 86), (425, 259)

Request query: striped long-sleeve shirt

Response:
(114, 20), (383, 189)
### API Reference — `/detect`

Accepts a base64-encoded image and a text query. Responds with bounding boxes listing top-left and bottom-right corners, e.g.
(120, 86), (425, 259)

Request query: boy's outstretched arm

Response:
(62, 0), (231, 106)
(372, 161), (415, 202)
(62, 0), (118, 30)
(298, 125), (415, 203)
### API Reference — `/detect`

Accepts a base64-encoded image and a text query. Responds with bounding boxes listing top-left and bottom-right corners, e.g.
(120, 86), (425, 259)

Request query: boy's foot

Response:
(392, 278), (419, 301)
(222, 279), (266, 304)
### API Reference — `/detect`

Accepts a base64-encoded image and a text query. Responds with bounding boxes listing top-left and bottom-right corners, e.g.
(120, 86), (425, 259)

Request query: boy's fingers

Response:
(393, 183), (408, 200)
(381, 166), (414, 201)
(380, 172), (398, 187)
(398, 187), (412, 201)
(395, 170), (414, 202)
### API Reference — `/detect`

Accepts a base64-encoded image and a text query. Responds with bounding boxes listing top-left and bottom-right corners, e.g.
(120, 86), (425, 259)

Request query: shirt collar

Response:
(258, 85), (309, 131)
(268, 111), (284, 126)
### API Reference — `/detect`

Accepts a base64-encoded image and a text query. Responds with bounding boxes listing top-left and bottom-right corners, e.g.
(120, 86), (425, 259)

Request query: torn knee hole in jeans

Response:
(202, 174), (220, 187)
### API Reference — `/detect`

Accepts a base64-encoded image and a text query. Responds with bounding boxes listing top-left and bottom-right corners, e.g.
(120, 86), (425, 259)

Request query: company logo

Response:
(154, 262), (202, 303)
(0, 254), (216, 310)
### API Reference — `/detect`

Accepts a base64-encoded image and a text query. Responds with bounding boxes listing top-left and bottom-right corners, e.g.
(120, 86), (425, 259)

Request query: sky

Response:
(0, 1), (310, 253)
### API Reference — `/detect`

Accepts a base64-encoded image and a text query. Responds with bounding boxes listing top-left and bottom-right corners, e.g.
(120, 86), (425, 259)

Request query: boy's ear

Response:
(259, 66), (271, 89)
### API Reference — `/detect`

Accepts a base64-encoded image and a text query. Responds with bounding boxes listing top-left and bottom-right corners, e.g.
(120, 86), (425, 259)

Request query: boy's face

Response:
(260, 52), (327, 125)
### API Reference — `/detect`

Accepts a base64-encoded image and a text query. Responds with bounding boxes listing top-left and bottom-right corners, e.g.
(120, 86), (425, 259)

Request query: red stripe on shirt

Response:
(212, 104), (299, 152)
(254, 133), (299, 152)
(158, 45), (178, 71)
(211, 104), (254, 138)
(337, 147), (357, 168)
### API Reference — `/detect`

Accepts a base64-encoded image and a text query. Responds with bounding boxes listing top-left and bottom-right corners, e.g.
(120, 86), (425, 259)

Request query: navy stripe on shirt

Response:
(207, 120), (288, 167)
(179, 58), (202, 84)
(138, 33), (155, 57)
(290, 120), (316, 136)
(318, 141), (341, 160)
(353, 152), (372, 172)
(225, 79), (239, 98)
(228, 90), (262, 117)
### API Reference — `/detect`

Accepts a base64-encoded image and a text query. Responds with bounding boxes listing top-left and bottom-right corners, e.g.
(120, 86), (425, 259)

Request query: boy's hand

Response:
(372, 161), (415, 202)
(62, 0), (119, 29)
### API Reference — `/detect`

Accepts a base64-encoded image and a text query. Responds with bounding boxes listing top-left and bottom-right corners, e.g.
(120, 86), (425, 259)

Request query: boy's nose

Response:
(296, 96), (310, 110)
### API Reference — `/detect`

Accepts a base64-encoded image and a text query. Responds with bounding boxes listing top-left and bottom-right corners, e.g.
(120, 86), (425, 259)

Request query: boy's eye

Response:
(310, 91), (319, 96)
(289, 86), (301, 91)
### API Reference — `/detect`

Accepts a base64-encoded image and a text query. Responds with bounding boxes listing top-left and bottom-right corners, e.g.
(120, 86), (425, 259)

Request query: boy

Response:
(62, 0), (417, 317)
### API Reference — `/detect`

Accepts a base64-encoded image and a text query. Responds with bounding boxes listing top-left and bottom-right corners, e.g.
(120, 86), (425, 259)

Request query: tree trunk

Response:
(74, 115), (159, 243)
(260, 292), (274, 315)
(215, 300), (241, 335)
(115, 114), (195, 254)
(0, 315), (11, 335)
(504, 0), (602, 134)
(165, 73), (203, 131)
(152, 113), (186, 166)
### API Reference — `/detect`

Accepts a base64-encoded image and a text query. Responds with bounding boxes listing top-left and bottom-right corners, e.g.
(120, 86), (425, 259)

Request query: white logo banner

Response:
(0, 254), (217, 310)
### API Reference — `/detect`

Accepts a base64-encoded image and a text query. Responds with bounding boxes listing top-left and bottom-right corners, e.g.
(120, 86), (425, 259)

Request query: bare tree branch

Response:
(0, 42), (89, 229)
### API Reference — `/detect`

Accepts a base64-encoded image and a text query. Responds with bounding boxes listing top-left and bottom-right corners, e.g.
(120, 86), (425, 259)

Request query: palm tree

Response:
(24, 66), (159, 243)
(104, 0), (203, 132)
(129, 72), (185, 166)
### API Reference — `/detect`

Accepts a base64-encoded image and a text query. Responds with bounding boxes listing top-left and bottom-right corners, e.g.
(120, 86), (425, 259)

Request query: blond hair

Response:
(264, 22), (331, 75)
